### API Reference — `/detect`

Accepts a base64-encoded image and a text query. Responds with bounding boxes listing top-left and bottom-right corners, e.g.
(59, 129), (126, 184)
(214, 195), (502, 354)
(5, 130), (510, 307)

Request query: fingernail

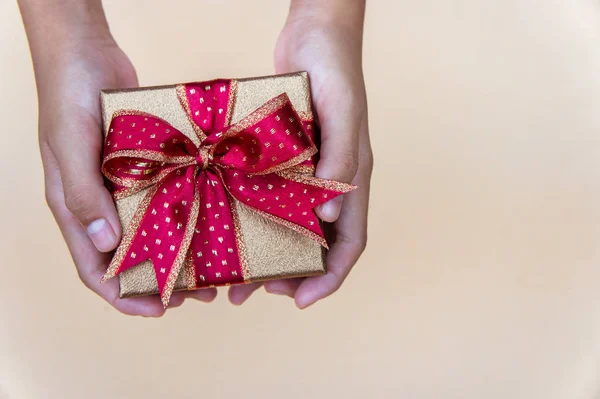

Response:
(295, 296), (315, 310)
(87, 218), (117, 252)
(295, 291), (317, 309)
(319, 197), (343, 221)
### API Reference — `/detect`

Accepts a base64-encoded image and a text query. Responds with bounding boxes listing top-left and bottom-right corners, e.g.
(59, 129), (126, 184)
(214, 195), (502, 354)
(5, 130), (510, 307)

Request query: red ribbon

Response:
(101, 79), (355, 306)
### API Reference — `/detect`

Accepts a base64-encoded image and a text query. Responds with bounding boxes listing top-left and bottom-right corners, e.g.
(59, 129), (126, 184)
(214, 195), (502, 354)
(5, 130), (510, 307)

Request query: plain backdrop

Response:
(2, 1), (600, 398)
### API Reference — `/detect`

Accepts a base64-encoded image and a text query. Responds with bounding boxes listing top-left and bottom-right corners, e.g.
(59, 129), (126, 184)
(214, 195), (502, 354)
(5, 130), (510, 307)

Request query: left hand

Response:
(228, 3), (373, 308)
(18, 0), (218, 316)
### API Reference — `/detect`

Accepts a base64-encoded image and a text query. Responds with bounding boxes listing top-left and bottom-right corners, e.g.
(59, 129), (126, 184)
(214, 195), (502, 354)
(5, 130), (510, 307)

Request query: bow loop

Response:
(211, 94), (317, 175)
(102, 112), (197, 197)
(176, 79), (234, 141)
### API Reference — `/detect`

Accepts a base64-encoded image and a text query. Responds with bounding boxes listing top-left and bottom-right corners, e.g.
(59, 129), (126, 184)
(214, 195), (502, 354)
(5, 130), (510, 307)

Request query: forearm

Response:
(18, 0), (116, 100)
(18, 0), (112, 66)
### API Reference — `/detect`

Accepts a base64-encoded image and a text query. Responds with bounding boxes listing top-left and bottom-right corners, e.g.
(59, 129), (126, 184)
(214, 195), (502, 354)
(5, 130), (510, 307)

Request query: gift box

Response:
(100, 72), (354, 306)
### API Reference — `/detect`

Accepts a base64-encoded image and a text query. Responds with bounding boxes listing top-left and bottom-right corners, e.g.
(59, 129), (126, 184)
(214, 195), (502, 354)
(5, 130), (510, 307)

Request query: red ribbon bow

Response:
(101, 79), (355, 306)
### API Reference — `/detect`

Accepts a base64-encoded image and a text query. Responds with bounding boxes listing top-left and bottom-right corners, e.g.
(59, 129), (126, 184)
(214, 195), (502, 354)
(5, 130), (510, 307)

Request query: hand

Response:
(228, 1), (373, 308)
(20, 2), (218, 316)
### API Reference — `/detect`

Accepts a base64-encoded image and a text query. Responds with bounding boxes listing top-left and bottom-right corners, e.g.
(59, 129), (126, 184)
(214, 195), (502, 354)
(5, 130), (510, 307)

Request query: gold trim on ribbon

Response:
(110, 109), (179, 128)
(253, 146), (317, 176)
(297, 111), (314, 122)
(287, 164), (316, 176)
(176, 84), (207, 142)
(276, 170), (357, 193)
(184, 252), (197, 290)
(224, 79), (238, 127)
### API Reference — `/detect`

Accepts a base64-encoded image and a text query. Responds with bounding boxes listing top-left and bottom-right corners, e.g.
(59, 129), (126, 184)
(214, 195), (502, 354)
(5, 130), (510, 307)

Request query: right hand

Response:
(35, 35), (218, 316)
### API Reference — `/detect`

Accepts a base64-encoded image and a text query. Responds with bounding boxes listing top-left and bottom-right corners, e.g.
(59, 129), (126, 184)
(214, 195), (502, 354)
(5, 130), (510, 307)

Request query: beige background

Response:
(1, 1), (600, 398)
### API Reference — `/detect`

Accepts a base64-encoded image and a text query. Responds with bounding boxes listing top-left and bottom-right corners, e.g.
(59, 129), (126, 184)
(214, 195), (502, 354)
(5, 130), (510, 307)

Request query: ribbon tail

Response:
(102, 167), (200, 308)
(102, 183), (161, 283)
(219, 169), (356, 247)
(160, 181), (200, 307)
(188, 170), (247, 287)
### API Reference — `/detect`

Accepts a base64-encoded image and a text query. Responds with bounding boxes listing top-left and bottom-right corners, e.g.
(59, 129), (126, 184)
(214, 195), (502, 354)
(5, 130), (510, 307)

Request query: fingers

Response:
(57, 202), (168, 317)
(294, 191), (368, 308)
(185, 288), (218, 303)
(50, 184), (215, 314)
(165, 289), (217, 308)
(314, 89), (366, 222)
(46, 111), (121, 253)
(43, 145), (169, 317)
(228, 282), (263, 305)
(264, 278), (303, 298)
(294, 135), (373, 309)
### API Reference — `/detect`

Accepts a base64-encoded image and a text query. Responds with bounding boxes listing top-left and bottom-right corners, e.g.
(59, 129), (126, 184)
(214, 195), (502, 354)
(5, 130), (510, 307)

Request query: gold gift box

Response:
(100, 72), (326, 297)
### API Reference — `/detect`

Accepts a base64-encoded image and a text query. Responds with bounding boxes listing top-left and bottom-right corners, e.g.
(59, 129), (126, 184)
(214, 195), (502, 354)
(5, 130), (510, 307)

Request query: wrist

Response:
(19, 0), (114, 64)
(288, 0), (366, 34)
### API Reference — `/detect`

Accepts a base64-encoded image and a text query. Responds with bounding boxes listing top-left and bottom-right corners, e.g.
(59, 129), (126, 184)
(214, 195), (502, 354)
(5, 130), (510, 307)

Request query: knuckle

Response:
(330, 278), (344, 294)
(109, 293), (122, 310)
(334, 150), (359, 180)
(77, 269), (93, 291)
(63, 184), (97, 217)
(326, 269), (348, 296)
(43, 125), (65, 150)
(44, 184), (60, 212)
(361, 149), (374, 174)
(339, 232), (368, 255)
(264, 285), (278, 295)
(43, 180), (65, 219)
(355, 236), (368, 254)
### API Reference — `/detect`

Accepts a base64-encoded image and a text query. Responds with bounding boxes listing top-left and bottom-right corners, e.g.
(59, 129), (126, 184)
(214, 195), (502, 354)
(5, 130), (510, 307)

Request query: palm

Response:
(40, 44), (145, 312)
(62, 45), (138, 115)
(274, 23), (365, 126)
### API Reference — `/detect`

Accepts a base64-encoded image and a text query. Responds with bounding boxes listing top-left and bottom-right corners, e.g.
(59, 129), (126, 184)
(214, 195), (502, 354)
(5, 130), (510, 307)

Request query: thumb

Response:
(48, 113), (121, 252)
(314, 99), (364, 222)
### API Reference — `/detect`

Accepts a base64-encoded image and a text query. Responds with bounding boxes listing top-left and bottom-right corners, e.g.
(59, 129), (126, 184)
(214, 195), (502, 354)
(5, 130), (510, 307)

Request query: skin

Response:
(18, 0), (372, 316)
